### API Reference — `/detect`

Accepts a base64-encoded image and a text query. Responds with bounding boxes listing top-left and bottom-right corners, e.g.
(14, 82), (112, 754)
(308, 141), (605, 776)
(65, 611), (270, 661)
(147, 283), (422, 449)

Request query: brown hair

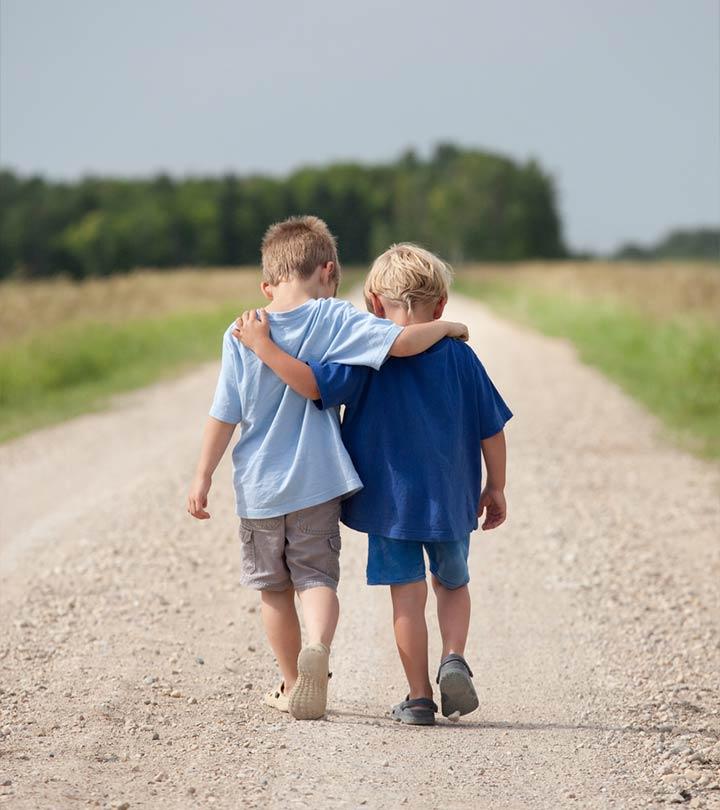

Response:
(261, 215), (341, 286)
(364, 243), (453, 311)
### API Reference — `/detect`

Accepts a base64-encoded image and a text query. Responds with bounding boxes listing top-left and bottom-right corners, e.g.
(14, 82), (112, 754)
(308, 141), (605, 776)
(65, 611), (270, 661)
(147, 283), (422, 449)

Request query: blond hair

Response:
(261, 216), (341, 286)
(364, 243), (453, 312)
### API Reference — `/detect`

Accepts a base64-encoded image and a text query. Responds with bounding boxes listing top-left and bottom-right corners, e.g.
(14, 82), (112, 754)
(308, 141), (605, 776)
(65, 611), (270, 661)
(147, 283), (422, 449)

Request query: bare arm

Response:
(253, 339), (320, 399)
(388, 320), (469, 357)
(231, 309), (470, 398)
(478, 430), (507, 530)
(231, 310), (320, 398)
(187, 416), (236, 519)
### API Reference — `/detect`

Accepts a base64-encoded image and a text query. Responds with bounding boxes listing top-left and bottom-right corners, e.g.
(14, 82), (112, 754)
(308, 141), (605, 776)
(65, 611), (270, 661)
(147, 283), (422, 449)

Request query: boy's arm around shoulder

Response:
(233, 309), (320, 399)
(388, 319), (469, 357)
(232, 310), (369, 406)
(231, 306), (470, 400)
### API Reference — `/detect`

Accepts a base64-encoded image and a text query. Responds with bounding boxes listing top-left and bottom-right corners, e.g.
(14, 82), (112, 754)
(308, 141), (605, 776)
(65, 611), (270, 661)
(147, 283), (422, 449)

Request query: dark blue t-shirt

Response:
(310, 337), (512, 542)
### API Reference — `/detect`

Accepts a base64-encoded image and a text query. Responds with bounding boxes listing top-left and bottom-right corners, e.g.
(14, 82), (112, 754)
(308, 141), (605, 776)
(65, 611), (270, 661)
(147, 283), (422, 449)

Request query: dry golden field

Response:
(457, 261), (720, 321)
(0, 268), (263, 344)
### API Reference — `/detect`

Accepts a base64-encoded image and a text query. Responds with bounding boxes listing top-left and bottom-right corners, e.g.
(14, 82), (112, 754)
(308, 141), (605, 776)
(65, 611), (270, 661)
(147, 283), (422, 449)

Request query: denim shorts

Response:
(238, 497), (342, 592)
(366, 534), (470, 590)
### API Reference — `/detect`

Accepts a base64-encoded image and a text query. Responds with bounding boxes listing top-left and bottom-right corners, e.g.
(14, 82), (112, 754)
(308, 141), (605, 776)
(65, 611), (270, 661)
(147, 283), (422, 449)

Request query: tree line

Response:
(615, 228), (720, 261)
(0, 145), (567, 279)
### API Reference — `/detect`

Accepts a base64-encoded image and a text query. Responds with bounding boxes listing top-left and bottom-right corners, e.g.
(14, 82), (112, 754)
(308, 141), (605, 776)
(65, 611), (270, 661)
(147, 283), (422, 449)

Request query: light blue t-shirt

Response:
(209, 297), (403, 518)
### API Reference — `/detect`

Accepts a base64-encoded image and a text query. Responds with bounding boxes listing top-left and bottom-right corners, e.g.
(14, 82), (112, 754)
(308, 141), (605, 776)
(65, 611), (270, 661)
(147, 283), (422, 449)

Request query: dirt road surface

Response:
(1, 295), (719, 809)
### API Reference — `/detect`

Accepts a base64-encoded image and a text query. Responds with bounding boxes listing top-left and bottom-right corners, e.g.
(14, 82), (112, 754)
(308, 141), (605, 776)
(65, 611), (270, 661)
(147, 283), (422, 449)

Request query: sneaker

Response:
(288, 643), (331, 720)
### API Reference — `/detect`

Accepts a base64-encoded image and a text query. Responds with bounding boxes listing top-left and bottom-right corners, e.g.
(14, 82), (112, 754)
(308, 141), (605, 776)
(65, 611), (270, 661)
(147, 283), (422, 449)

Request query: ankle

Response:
(408, 682), (434, 701)
(442, 646), (466, 658)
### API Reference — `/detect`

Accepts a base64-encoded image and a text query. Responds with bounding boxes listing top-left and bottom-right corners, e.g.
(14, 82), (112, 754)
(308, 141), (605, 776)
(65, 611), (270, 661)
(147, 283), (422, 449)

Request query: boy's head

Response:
(364, 243), (453, 325)
(261, 216), (341, 299)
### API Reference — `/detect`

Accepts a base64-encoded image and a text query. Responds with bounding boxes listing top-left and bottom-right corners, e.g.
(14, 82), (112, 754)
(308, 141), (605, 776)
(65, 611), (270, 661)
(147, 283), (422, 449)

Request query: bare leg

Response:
(296, 585), (339, 648)
(432, 576), (471, 658)
(260, 588), (301, 691)
(390, 581), (433, 700)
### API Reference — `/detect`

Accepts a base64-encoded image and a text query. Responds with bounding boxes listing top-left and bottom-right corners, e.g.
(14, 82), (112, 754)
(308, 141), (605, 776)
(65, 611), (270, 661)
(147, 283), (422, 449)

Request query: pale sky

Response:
(1, 0), (718, 252)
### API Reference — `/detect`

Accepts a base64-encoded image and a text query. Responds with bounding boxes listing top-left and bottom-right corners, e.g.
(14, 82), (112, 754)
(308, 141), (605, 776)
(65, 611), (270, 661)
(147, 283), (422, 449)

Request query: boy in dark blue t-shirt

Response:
(234, 243), (512, 726)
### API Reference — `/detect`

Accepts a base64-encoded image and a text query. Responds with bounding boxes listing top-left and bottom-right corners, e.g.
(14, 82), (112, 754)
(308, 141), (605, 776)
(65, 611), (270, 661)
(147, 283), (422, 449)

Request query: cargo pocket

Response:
(327, 534), (342, 583)
(239, 527), (256, 576)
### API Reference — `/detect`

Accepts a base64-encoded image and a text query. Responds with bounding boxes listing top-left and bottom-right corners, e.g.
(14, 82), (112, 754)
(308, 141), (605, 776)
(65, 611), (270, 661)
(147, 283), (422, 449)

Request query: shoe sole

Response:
(391, 710), (435, 726)
(288, 644), (329, 720)
(439, 669), (479, 717)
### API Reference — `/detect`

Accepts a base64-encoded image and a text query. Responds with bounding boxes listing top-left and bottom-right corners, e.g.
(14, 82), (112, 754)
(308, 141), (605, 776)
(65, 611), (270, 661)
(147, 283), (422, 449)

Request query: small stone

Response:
(187, 787), (196, 796)
(382, 760), (389, 767)
(187, 697), (197, 705)
(153, 771), (168, 783)
(668, 794), (688, 804)
(247, 645), (256, 652)
(169, 690), (182, 698)
(1, 780), (11, 787)
(195, 657), (204, 665)
(243, 682), (253, 690)
(447, 710), (461, 723)
(151, 732), (160, 740)
(143, 676), (157, 685)
(685, 770), (701, 782)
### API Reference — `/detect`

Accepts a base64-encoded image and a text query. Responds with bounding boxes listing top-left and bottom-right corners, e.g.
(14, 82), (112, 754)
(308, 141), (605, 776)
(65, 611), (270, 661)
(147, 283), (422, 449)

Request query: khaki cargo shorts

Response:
(238, 497), (342, 592)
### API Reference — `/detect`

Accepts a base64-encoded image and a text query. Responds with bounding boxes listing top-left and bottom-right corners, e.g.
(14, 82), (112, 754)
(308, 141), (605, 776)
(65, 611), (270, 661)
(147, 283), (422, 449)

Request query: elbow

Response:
(388, 336), (410, 358)
(300, 382), (321, 400)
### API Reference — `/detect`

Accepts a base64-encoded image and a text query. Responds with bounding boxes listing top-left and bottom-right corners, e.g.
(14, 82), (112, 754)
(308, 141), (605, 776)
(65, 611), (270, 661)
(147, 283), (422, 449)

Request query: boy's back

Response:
(311, 337), (512, 540)
(210, 297), (401, 518)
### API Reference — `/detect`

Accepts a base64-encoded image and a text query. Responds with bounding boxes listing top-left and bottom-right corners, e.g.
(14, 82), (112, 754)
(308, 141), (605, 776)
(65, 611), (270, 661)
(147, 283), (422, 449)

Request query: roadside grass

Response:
(456, 264), (720, 459)
(0, 305), (255, 441)
(0, 267), (365, 442)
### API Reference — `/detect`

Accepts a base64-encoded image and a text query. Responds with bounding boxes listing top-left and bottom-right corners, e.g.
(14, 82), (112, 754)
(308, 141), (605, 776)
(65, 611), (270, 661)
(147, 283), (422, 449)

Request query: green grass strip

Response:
(457, 278), (720, 459)
(0, 305), (256, 442)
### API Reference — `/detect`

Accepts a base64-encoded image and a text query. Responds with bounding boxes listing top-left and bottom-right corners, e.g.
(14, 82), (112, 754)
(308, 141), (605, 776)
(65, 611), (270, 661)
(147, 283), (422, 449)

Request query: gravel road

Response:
(1, 295), (719, 809)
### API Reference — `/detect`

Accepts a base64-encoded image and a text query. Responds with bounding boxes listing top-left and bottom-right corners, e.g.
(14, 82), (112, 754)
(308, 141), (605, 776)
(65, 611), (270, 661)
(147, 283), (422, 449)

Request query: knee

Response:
(260, 585), (295, 605)
(391, 580), (428, 607)
(432, 574), (468, 593)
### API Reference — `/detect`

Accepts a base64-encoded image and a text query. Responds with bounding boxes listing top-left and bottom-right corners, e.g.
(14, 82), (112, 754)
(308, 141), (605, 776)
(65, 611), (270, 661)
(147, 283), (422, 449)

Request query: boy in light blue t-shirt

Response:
(187, 217), (468, 721)
(236, 243), (511, 727)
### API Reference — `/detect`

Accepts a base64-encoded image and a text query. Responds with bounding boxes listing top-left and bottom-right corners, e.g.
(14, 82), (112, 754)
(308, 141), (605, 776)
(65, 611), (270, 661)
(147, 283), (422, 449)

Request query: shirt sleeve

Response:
(208, 328), (243, 424)
(474, 358), (513, 439)
(309, 361), (371, 410)
(321, 301), (403, 370)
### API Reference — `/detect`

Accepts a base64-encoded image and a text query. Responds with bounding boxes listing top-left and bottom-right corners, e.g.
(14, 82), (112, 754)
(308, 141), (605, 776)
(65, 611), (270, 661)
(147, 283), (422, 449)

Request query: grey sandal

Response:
(436, 654), (479, 718)
(391, 696), (438, 726)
